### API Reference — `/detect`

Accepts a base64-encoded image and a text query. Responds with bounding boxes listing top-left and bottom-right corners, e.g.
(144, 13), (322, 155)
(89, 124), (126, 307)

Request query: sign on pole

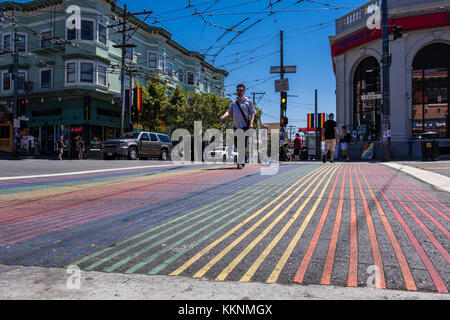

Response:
(270, 66), (297, 74)
(275, 78), (289, 92)
(361, 93), (382, 100)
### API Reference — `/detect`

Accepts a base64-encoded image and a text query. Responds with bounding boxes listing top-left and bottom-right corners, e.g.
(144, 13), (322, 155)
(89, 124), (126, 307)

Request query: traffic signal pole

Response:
(381, 0), (391, 161)
(12, 11), (18, 158)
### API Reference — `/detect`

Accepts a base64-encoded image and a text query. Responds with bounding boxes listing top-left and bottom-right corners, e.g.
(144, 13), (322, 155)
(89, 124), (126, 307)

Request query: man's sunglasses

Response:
(237, 89), (244, 92)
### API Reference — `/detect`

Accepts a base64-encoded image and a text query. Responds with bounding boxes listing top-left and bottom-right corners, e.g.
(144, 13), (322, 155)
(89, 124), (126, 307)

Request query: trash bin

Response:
(421, 132), (439, 161)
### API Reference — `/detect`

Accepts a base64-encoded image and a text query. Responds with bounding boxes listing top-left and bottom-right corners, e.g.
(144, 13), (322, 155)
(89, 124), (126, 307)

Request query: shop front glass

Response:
(412, 43), (449, 139)
(353, 57), (381, 141)
(91, 125), (103, 150)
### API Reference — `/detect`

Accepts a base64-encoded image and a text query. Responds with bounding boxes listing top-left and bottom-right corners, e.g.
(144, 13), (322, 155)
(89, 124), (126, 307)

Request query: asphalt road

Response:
(0, 161), (448, 296)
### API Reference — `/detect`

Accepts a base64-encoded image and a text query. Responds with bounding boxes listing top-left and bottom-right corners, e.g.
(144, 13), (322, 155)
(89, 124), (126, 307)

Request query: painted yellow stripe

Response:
(193, 165), (336, 279)
(169, 165), (330, 277)
(265, 164), (340, 283)
(0, 167), (205, 202)
(218, 164), (340, 281)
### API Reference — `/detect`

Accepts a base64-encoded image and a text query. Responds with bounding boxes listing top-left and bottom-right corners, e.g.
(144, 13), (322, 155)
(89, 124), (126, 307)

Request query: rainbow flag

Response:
(362, 142), (375, 160)
(307, 114), (315, 128)
(133, 88), (143, 112)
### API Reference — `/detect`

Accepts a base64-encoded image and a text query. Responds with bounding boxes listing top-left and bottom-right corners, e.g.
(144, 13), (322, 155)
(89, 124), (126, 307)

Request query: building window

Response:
(159, 54), (165, 70)
(204, 79), (208, 92)
(194, 72), (200, 86)
(16, 33), (27, 53)
(98, 23), (107, 45)
(353, 57), (381, 141)
(148, 52), (157, 68)
(97, 64), (107, 86)
(3, 34), (11, 52)
(66, 62), (77, 83)
(187, 71), (194, 85)
(167, 62), (173, 76)
(2, 72), (10, 91)
(125, 46), (134, 61)
(81, 20), (94, 41)
(412, 43), (450, 139)
(67, 25), (76, 40)
(177, 68), (184, 83)
(40, 69), (52, 89)
(17, 72), (26, 91)
(80, 62), (94, 83)
(41, 30), (52, 48)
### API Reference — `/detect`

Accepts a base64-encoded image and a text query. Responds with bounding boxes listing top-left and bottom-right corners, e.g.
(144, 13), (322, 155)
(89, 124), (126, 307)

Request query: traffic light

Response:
(393, 26), (403, 41)
(280, 91), (287, 112)
(280, 116), (288, 126)
(130, 103), (138, 123)
(19, 99), (26, 116)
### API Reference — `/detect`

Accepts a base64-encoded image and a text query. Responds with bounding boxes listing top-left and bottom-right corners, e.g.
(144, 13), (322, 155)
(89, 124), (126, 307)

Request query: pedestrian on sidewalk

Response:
(78, 136), (86, 160)
(293, 133), (302, 162)
(339, 126), (351, 161)
(322, 113), (338, 163)
(220, 83), (256, 168)
(57, 135), (66, 160)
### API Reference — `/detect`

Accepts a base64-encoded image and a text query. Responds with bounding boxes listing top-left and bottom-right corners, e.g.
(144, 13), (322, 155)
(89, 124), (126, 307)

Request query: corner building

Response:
(0, 0), (227, 155)
(329, 0), (450, 160)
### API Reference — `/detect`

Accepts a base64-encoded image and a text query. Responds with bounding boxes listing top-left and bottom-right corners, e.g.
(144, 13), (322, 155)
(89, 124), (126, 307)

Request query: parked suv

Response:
(102, 132), (173, 160)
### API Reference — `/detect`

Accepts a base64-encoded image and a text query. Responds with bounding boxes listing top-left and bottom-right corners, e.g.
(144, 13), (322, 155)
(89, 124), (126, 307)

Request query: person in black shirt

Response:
(321, 113), (338, 163)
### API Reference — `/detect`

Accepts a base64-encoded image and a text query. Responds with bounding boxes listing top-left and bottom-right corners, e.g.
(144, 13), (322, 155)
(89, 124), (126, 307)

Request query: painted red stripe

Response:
(357, 164), (416, 291)
(376, 165), (450, 222)
(362, 166), (448, 294)
(369, 168), (450, 265)
(374, 166), (450, 239)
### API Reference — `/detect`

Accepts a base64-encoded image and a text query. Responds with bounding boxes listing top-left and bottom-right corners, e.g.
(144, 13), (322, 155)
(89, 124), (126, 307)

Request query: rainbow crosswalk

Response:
(0, 163), (448, 293)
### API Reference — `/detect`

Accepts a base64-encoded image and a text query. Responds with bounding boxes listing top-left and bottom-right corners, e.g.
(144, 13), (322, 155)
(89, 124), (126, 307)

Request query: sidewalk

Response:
(0, 265), (448, 300)
(384, 161), (450, 192)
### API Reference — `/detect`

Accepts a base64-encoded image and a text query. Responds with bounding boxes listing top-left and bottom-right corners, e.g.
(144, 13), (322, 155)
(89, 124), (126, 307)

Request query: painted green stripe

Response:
(146, 170), (310, 275)
(125, 169), (311, 274)
(69, 165), (310, 269)
(71, 165), (314, 270)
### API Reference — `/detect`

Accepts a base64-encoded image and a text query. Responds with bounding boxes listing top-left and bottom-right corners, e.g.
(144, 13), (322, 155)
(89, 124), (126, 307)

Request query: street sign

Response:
(275, 78), (289, 92)
(270, 65), (297, 74)
(361, 93), (382, 100)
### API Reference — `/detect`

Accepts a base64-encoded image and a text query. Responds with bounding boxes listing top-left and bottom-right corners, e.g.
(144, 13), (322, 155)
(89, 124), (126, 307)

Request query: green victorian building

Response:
(0, 0), (227, 155)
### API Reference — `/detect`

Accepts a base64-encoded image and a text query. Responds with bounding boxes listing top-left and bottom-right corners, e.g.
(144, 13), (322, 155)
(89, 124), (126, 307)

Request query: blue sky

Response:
(16, 0), (368, 127)
(120, 0), (368, 128)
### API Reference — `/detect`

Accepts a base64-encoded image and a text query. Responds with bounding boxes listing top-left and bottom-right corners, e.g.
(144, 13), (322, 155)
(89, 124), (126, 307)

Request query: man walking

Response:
(293, 133), (302, 162)
(220, 83), (256, 168)
(57, 135), (66, 161)
(322, 113), (338, 163)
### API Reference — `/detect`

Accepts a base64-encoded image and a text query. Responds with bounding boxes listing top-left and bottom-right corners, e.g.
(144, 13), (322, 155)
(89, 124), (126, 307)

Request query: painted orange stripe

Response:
(357, 164), (417, 291)
(293, 165), (344, 283)
(320, 167), (346, 285)
(353, 165), (386, 289)
(348, 165), (358, 287)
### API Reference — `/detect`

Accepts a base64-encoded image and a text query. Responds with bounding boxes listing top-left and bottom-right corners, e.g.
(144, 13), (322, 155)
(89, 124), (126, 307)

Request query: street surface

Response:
(0, 160), (449, 297)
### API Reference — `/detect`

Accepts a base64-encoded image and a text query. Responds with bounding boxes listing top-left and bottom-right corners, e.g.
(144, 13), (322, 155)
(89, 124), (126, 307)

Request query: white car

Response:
(205, 147), (238, 163)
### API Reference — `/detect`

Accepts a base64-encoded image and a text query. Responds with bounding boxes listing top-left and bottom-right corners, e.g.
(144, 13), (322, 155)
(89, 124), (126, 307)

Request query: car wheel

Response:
(160, 149), (168, 161)
(128, 147), (138, 160)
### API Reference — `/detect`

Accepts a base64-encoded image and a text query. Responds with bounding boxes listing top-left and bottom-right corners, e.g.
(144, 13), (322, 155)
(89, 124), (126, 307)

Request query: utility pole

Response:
(280, 30), (285, 138)
(113, 4), (152, 135)
(381, 0), (391, 161)
(128, 69), (134, 131)
(315, 89), (320, 159)
(12, 8), (18, 158)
